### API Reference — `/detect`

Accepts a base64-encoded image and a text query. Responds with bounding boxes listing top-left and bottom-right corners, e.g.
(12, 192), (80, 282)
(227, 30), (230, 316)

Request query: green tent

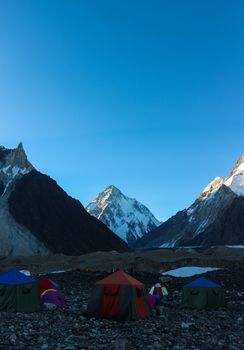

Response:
(182, 277), (225, 309)
(0, 269), (40, 312)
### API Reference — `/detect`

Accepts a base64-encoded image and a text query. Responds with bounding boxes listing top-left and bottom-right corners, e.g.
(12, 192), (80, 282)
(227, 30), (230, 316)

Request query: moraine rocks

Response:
(0, 268), (243, 349)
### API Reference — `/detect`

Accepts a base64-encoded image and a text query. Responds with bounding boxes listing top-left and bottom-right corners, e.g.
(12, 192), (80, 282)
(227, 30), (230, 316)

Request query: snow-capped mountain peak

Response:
(197, 155), (244, 203)
(186, 156), (244, 236)
(224, 155), (244, 196)
(97, 185), (121, 203)
(135, 155), (244, 249)
(86, 186), (161, 245)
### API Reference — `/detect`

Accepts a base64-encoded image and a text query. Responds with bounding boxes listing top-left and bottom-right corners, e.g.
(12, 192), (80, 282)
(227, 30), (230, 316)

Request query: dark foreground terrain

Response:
(0, 267), (244, 350)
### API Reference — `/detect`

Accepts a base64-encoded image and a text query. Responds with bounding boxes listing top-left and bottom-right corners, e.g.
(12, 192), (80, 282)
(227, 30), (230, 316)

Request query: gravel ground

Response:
(0, 267), (243, 350)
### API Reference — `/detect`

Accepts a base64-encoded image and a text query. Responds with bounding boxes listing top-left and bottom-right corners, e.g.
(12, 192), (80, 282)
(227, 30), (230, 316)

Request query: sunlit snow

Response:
(224, 158), (244, 196)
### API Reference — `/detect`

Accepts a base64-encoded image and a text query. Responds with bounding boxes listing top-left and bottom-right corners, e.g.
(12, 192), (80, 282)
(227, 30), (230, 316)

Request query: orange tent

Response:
(86, 270), (150, 321)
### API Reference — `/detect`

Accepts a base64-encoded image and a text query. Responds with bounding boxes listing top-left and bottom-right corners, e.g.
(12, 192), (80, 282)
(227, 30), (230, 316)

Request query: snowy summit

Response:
(86, 185), (161, 245)
(198, 155), (244, 200)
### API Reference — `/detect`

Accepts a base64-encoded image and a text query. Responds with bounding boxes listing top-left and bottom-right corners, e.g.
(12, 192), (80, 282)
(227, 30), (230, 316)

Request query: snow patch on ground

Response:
(161, 266), (222, 277)
(225, 245), (244, 249)
(50, 270), (70, 274)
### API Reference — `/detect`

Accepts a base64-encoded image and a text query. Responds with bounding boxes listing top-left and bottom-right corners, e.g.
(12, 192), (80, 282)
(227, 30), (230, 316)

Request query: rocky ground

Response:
(1, 246), (244, 275)
(0, 267), (244, 350)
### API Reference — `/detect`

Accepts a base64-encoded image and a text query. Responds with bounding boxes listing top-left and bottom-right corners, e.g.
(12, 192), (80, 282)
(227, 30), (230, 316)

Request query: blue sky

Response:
(0, 1), (243, 220)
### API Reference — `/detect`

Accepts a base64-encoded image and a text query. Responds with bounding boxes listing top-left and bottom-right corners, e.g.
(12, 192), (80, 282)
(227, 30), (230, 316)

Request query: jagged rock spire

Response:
(12, 142), (31, 169)
(0, 143), (34, 195)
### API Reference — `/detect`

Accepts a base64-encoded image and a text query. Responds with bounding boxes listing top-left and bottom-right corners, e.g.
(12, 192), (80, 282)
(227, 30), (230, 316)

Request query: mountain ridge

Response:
(134, 155), (244, 249)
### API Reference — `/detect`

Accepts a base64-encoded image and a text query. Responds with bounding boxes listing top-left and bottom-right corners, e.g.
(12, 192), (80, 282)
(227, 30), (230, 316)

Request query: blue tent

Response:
(184, 277), (221, 289)
(0, 269), (37, 285)
(0, 269), (40, 312)
(183, 277), (224, 309)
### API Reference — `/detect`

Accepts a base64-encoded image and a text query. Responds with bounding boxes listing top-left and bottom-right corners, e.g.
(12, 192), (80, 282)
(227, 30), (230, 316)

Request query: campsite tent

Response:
(86, 270), (150, 321)
(41, 289), (65, 307)
(0, 269), (40, 312)
(39, 279), (59, 295)
(182, 277), (225, 309)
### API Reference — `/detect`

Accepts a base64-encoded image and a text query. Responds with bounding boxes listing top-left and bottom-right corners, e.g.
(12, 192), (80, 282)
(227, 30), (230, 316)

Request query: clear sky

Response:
(0, 1), (244, 220)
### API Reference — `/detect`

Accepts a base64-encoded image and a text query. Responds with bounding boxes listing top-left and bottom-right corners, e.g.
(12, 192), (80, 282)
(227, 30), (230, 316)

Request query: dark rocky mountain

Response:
(0, 143), (127, 256)
(0, 143), (43, 256)
(135, 156), (244, 249)
(180, 195), (244, 247)
(8, 170), (127, 255)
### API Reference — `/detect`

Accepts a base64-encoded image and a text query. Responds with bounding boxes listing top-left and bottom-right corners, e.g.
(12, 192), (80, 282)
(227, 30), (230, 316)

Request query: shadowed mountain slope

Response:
(8, 170), (128, 255)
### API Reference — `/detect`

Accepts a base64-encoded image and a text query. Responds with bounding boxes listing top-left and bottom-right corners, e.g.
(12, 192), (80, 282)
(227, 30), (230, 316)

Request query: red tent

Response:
(39, 279), (58, 295)
(86, 270), (150, 321)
